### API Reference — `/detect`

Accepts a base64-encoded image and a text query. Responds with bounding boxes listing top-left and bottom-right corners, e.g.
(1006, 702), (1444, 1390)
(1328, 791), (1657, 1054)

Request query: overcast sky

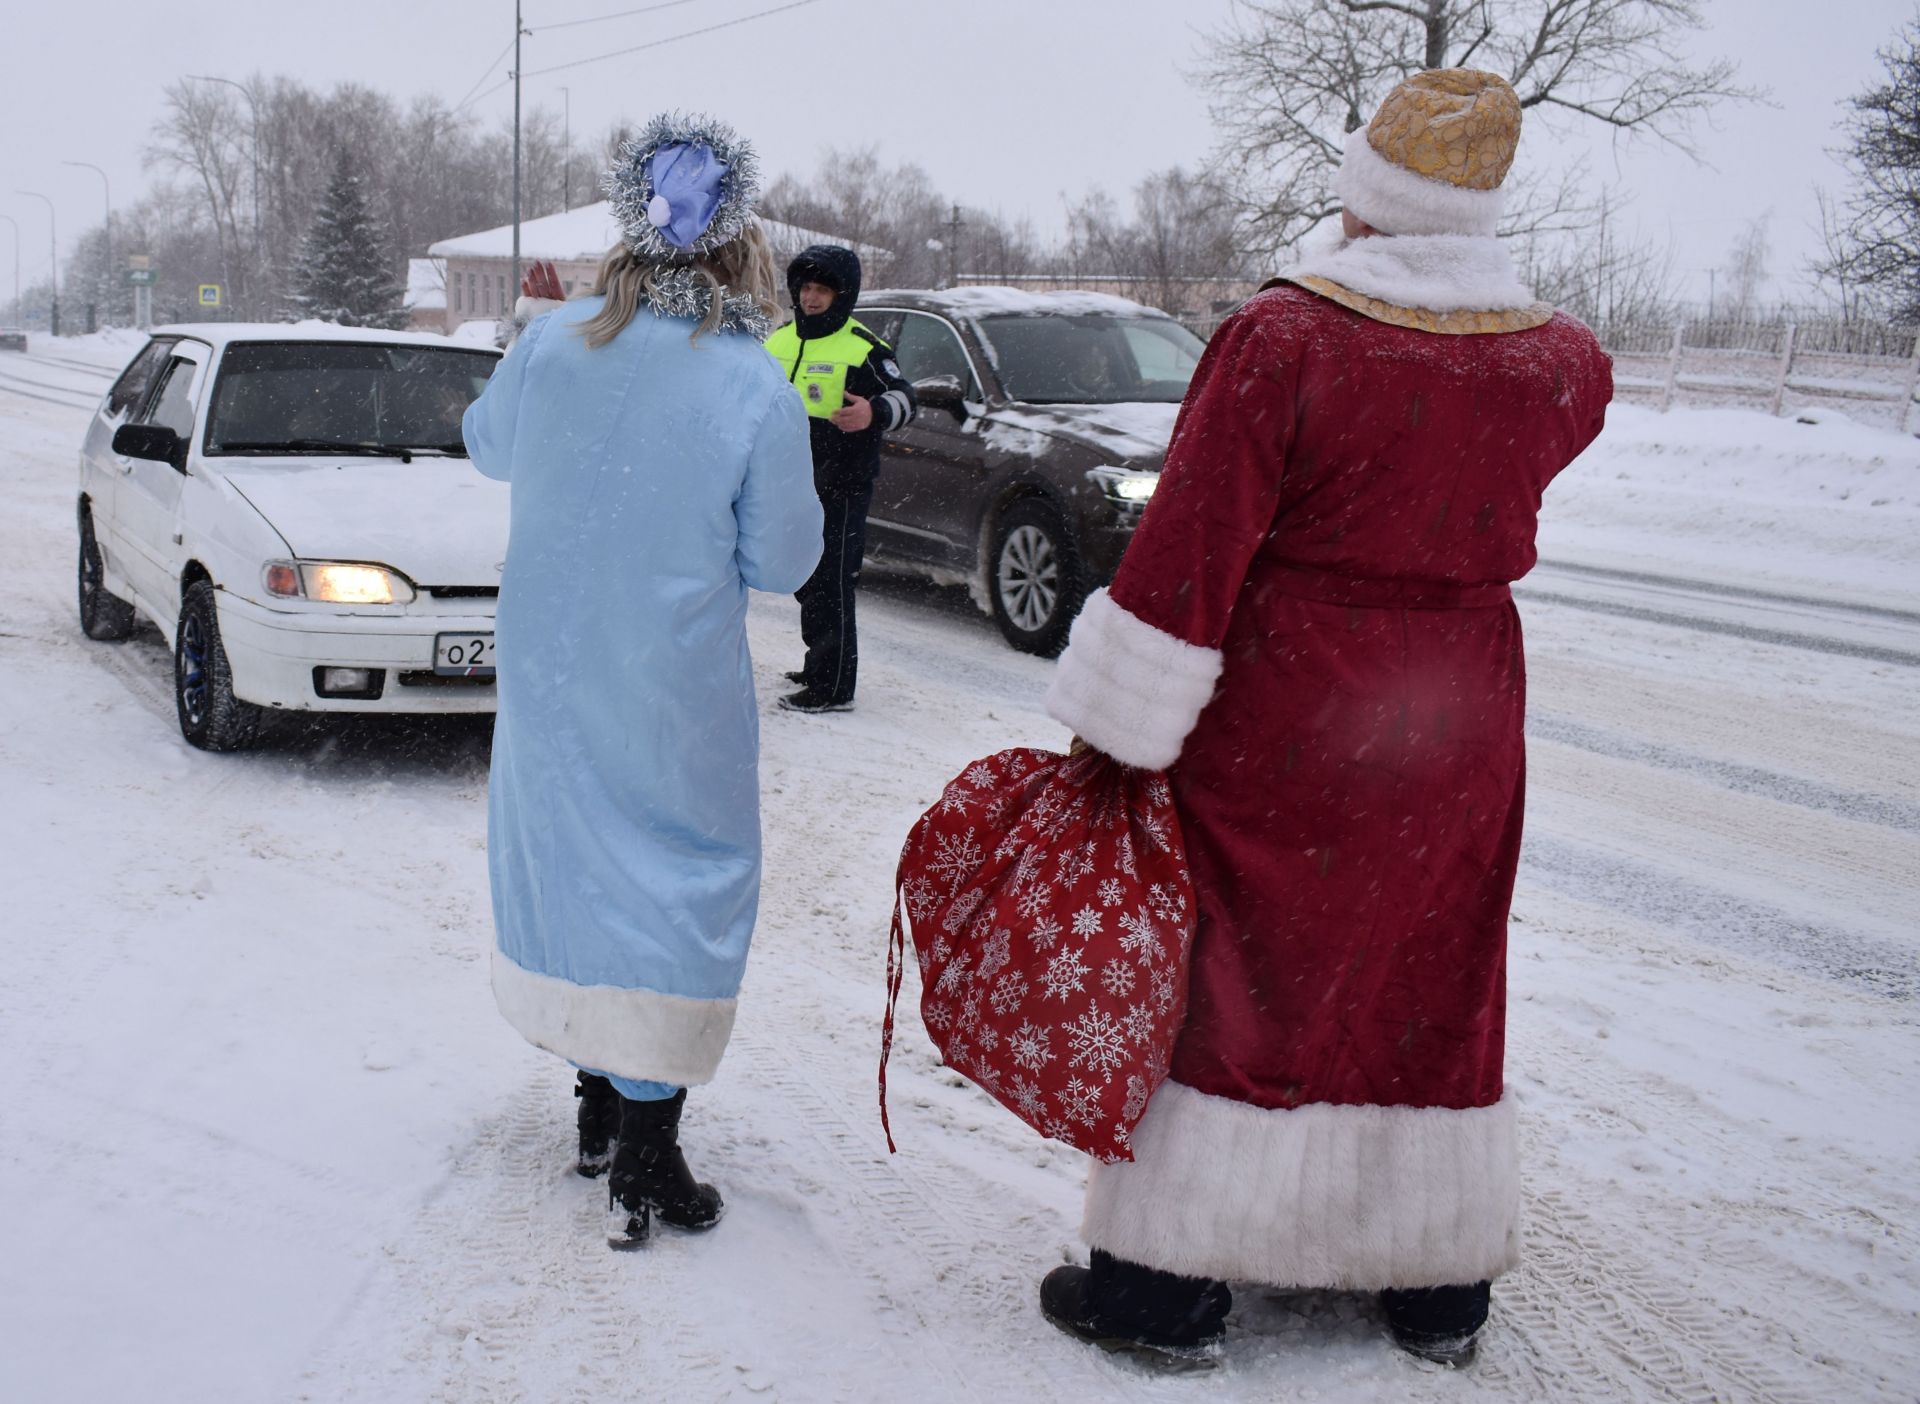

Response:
(3, 0), (1912, 306)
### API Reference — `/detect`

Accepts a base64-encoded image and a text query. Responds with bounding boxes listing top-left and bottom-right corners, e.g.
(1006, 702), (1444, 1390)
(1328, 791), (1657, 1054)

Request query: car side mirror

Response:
(913, 374), (969, 421)
(113, 422), (186, 472)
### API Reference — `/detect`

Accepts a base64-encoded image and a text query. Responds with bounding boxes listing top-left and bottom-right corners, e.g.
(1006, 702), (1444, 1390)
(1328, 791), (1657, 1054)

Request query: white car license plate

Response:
(434, 632), (496, 677)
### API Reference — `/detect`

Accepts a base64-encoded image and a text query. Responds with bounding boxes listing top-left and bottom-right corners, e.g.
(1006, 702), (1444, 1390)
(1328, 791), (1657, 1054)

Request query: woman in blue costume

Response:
(463, 114), (821, 1248)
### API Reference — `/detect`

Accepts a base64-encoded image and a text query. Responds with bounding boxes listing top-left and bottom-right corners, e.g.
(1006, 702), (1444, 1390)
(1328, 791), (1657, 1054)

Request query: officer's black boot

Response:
(605, 1089), (724, 1249)
(1381, 1281), (1490, 1367)
(1040, 1249), (1230, 1367)
(574, 1071), (620, 1178)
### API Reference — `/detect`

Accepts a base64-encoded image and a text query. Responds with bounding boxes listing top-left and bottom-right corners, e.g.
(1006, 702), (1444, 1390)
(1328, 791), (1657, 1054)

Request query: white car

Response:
(76, 323), (506, 750)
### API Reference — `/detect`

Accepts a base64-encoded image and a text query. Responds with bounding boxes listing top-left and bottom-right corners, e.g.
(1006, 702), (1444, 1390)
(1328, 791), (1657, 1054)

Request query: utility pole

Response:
(0, 214), (20, 325)
(512, 0), (526, 299)
(63, 161), (111, 324)
(16, 190), (57, 336)
(561, 87), (571, 211)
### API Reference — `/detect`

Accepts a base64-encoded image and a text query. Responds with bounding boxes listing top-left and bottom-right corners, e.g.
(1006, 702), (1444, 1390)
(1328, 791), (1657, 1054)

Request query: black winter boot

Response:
(605, 1089), (724, 1249)
(574, 1072), (618, 1179)
(1040, 1249), (1230, 1368)
(1381, 1281), (1491, 1367)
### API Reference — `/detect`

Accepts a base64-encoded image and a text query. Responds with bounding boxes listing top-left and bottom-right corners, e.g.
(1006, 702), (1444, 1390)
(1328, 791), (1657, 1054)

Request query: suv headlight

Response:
(263, 560), (417, 605)
(1089, 467), (1160, 507)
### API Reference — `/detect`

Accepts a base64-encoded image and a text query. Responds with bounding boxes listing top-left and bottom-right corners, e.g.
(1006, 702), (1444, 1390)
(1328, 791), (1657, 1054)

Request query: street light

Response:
(0, 214), (20, 325)
(63, 161), (111, 327)
(15, 190), (57, 336)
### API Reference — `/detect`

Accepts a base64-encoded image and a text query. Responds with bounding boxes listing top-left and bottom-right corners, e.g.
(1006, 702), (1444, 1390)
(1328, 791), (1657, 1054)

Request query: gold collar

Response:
(1264, 275), (1555, 335)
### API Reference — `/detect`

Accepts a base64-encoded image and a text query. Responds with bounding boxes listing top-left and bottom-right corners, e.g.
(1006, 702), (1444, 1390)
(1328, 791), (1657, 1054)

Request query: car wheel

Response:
(175, 580), (260, 752)
(989, 497), (1084, 657)
(77, 507), (136, 641)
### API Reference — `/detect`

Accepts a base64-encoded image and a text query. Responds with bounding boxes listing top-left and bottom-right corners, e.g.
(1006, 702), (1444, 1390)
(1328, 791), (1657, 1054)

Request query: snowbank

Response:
(1543, 402), (1920, 606)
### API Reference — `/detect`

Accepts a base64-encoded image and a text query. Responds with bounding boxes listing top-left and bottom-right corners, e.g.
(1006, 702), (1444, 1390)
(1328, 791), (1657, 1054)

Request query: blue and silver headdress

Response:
(603, 111), (762, 264)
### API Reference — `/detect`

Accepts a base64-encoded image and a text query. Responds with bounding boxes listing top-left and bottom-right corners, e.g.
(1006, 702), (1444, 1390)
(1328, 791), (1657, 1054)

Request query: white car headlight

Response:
(1089, 467), (1160, 506)
(263, 560), (416, 605)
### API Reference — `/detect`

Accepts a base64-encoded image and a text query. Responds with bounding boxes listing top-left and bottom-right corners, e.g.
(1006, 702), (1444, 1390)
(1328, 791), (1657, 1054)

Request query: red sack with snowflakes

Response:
(880, 746), (1196, 1163)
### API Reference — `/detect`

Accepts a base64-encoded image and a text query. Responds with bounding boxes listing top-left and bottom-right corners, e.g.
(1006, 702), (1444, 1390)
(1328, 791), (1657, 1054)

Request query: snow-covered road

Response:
(2, 349), (1916, 1403)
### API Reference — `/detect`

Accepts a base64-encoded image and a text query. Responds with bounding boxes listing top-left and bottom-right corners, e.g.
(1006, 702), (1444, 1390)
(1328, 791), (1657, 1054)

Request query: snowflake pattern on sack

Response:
(889, 747), (1196, 1162)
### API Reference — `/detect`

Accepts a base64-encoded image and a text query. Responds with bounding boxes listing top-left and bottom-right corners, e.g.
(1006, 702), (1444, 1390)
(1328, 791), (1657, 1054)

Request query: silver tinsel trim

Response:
(639, 266), (771, 339)
(602, 111), (762, 266)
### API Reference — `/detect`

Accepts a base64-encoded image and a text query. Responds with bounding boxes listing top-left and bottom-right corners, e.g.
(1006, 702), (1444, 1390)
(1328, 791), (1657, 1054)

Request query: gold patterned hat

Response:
(1334, 69), (1521, 238)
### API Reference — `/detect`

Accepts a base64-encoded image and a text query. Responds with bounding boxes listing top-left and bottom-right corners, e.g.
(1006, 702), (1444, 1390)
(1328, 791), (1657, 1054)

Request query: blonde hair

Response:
(576, 220), (782, 349)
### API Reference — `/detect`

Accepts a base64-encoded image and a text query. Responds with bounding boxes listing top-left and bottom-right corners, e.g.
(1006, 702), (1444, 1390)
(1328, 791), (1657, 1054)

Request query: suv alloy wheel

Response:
(989, 497), (1084, 657)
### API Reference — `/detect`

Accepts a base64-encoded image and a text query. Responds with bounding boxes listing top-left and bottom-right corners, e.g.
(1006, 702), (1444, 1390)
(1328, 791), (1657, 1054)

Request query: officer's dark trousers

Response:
(796, 485), (873, 704)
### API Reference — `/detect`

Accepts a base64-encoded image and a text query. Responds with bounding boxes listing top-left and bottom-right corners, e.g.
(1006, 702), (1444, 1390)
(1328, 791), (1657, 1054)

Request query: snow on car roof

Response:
(864, 286), (1167, 318)
(149, 321), (500, 353)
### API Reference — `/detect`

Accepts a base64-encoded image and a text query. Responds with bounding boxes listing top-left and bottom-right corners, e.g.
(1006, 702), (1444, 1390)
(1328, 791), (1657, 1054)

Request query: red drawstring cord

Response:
(879, 889), (907, 1154)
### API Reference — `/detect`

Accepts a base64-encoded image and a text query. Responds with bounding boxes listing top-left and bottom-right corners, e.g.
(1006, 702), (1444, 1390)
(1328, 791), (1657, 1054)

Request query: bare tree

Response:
(1196, 0), (1760, 255)
(1719, 213), (1773, 322)
(1813, 15), (1920, 325)
(1513, 189), (1680, 330)
(148, 81), (253, 311)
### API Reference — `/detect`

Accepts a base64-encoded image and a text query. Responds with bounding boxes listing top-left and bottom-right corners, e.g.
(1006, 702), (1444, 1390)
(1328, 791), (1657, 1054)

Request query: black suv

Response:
(854, 288), (1205, 654)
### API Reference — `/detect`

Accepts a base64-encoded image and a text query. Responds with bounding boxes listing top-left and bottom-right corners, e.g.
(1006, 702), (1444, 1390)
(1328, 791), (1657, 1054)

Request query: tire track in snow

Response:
(0, 375), (95, 410)
(1533, 558), (1920, 626)
(1517, 587), (1920, 668)
(1521, 832), (1918, 1001)
(1529, 710), (1920, 834)
(22, 350), (118, 380)
(1492, 1014), (1915, 1403)
(298, 1075), (747, 1403)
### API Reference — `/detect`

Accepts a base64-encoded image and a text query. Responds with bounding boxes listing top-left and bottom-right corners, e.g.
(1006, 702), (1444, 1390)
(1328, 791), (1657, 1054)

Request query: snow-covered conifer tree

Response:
(288, 153), (407, 328)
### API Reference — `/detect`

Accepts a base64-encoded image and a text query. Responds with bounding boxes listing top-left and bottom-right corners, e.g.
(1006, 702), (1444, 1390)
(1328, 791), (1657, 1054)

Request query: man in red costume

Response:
(1039, 69), (1613, 1367)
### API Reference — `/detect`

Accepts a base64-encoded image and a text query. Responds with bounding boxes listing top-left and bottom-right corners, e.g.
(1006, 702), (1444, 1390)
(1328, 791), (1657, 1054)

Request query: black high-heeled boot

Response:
(574, 1072), (619, 1179)
(606, 1088), (724, 1249)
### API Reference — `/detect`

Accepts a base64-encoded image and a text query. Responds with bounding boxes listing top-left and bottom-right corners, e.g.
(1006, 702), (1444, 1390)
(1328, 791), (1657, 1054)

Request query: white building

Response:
(403, 257), (447, 333)
(425, 203), (883, 335)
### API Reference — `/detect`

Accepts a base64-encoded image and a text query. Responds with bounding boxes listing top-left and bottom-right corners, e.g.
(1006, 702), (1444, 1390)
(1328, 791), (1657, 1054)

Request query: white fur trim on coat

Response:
(1044, 588), (1223, 770)
(1335, 126), (1505, 239)
(1084, 1080), (1521, 1290)
(491, 950), (737, 1087)
(1282, 233), (1537, 313)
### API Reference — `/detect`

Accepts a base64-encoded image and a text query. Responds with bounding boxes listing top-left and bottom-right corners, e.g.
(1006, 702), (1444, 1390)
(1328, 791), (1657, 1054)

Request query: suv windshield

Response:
(977, 314), (1205, 404)
(205, 341), (499, 456)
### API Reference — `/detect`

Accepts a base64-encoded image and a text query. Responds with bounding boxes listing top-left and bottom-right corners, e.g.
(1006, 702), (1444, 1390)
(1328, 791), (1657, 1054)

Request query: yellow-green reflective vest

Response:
(765, 319), (875, 419)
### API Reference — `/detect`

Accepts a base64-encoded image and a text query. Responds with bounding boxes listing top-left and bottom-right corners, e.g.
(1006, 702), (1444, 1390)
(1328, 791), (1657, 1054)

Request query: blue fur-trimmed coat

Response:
(464, 296), (821, 1085)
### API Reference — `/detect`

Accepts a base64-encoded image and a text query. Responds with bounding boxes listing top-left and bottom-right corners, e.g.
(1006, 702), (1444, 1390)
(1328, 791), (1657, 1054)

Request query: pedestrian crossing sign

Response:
(198, 284), (222, 308)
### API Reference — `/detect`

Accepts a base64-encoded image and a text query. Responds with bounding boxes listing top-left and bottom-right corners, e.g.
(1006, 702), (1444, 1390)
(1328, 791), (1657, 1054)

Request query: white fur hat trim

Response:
(1335, 126), (1506, 239)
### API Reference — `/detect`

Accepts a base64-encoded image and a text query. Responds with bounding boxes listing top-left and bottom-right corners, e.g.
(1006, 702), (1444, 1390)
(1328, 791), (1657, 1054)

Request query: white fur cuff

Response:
(1335, 126), (1505, 239)
(491, 950), (737, 1087)
(513, 295), (566, 321)
(1084, 1081), (1521, 1289)
(1045, 589), (1223, 770)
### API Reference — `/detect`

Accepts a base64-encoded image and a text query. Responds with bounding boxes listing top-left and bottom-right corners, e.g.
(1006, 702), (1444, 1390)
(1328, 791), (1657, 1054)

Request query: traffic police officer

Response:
(766, 244), (915, 712)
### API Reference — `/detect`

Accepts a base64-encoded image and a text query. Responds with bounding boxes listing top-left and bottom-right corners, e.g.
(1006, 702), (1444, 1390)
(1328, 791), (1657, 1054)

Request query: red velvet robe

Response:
(1046, 280), (1612, 1289)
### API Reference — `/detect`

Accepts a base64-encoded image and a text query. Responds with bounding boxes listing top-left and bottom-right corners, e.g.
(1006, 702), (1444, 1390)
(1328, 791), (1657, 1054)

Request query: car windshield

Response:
(204, 341), (499, 456)
(976, 314), (1206, 404)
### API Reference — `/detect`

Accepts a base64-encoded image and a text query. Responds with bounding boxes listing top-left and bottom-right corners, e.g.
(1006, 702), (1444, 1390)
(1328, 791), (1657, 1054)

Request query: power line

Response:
(457, 75), (515, 115)
(518, 0), (823, 79)
(453, 35), (520, 113)
(534, 0), (704, 33)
